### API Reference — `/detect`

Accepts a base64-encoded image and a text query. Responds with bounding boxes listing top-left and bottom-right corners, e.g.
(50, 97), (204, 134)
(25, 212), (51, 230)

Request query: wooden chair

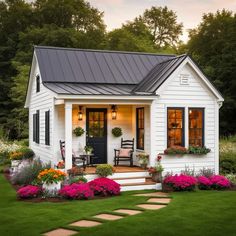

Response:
(114, 138), (134, 166)
(59, 140), (86, 169)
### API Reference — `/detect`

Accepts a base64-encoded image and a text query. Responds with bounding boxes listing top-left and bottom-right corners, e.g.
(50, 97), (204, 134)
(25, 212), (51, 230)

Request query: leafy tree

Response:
(187, 10), (236, 135)
(143, 6), (183, 48)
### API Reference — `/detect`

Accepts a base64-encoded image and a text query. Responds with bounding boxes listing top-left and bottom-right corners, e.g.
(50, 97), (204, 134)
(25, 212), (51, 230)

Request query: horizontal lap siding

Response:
(154, 64), (218, 174)
(29, 63), (54, 164)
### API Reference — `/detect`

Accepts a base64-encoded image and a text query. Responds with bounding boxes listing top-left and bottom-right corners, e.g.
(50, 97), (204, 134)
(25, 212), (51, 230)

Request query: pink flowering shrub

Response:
(197, 176), (212, 190)
(209, 175), (231, 190)
(163, 174), (197, 191)
(89, 177), (120, 196)
(17, 185), (41, 199)
(59, 183), (94, 200)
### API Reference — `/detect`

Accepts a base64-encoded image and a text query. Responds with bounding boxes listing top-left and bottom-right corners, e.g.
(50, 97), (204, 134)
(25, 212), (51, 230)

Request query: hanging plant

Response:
(73, 127), (85, 137)
(112, 127), (123, 137)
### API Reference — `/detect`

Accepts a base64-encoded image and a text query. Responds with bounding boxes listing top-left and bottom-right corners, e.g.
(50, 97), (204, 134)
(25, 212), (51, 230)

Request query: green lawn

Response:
(1, 174), (236, 236)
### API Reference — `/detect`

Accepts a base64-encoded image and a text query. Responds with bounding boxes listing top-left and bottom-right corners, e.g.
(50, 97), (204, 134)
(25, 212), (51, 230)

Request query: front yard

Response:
(0, 174), (236, 236)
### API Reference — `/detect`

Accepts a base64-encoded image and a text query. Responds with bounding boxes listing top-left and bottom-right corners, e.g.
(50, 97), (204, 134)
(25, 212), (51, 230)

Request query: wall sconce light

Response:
(78, 106), (83, 121)
(111, 105), (117, 120)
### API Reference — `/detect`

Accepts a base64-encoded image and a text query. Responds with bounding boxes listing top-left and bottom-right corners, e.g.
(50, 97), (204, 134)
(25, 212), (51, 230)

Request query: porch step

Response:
(121, 182), (162, 192)
(111, 176), (147, 184)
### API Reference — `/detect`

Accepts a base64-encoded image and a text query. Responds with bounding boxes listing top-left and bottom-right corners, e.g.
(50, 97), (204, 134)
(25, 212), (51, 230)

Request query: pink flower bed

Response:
(197, 176), (212, 190)
(59, 183), (94, 199)
(89, 177), (120, 196)
(163, 174), (197, 191)
(209, 175), (231, 190)
(17, 185), (41, 199)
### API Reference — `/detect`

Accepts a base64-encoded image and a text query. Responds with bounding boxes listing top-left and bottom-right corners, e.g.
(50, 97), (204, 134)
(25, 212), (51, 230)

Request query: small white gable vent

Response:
(179, 74), (190, 85)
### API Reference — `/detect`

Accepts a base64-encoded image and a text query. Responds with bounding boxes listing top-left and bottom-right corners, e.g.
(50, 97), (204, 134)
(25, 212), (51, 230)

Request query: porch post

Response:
(65, 102), (72, 170)
(150, 101), (156, 167)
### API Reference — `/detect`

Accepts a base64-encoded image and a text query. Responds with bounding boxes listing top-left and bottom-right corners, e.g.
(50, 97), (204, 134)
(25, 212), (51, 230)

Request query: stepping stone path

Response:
(114, 209), (142, 215)
(93, 213), (124, 221)
(70, 220), (102, 227)
(43, 228), (78, 236)
(41, 192), (172, 235)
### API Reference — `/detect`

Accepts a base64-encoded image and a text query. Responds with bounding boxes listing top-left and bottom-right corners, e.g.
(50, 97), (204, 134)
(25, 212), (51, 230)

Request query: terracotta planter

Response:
(43, 182), (61, 193)
(151, 172), (162, 182)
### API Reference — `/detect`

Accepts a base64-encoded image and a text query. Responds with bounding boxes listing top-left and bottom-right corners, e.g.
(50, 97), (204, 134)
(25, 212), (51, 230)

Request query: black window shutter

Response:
(45, 110), (50, 146)
(36, 110), (40, 144)
(33, 114), (36, 142)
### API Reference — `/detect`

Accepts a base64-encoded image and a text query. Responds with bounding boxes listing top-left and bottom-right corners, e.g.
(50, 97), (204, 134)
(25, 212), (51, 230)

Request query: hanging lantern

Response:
(78, 106), (83, 121)
(111, 105), (117, 120)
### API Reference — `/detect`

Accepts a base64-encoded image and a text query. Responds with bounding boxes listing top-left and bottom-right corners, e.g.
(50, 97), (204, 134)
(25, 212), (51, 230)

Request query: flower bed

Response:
(163, 174), (197, 191)
(197, 176), (212, 190)
(59, 183), (94, 200)
(17, 185), (42, 199)
(89, 177), (120, 196)
(209, 175), (231, 190)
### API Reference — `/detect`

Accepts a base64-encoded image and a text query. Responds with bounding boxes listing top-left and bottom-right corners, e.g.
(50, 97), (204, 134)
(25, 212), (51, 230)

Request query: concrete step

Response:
(121, 182), (162, 192)
(111, 176), (146, 184)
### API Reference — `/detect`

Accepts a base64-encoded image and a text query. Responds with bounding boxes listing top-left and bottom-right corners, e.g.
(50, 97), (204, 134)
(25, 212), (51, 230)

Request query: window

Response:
(136, 108), (144, 150)
(45, 110), (50, 145)
(189, 108), (204, 146)
(167, 108), (184, 147)
(33, 110), (40, 144)
(36, 75), (40, 93)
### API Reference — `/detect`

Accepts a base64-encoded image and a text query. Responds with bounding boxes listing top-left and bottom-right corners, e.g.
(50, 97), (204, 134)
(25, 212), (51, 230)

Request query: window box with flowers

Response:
(38, 168), (67, 193)
(148, 155), (164, 182)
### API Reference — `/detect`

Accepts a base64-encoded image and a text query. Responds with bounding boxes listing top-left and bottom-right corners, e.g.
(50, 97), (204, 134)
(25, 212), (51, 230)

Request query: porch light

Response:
(78, 106), (83, 121)
(111, 105), (117, 120)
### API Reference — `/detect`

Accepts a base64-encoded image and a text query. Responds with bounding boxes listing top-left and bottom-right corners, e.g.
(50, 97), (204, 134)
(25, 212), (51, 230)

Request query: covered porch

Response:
(53, 98), (156, 170)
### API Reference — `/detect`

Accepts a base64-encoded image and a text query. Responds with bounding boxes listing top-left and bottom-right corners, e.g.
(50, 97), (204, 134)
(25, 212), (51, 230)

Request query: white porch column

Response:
(65, 102), (73, 170)
(149, 100), (156, 167)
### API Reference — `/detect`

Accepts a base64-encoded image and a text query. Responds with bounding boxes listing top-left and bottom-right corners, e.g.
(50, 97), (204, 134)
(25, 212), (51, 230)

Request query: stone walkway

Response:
(42, 192), (172, 236)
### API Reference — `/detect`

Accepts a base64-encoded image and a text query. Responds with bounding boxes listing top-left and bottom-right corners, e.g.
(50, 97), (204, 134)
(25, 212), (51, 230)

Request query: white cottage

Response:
(25, 46), (223, 190)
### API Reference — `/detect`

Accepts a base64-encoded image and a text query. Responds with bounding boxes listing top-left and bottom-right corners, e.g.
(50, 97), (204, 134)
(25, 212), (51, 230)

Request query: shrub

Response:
(59, 183), (94, 199)
(197, 167), (215, 178)
(9, 147), (34, 160)
(164, 146), (188, 155)
(95, 164), (114, 177)
(163, 174), (197, 191)
(38, 168), (66, 184)
(188, 146), (211, 155)
(89, 177), (120, 196)
(197, 176), (212, 190)
(11, 159), (51, 185)
(220, 152), (236, 174)
(209, 175), (231, 190)
(180, 166), (195, 176)
(225, 174), (236, 185)
(67, 176), (87, 184)
(17, 185), (41, 199)
(111, 127), (123, 137)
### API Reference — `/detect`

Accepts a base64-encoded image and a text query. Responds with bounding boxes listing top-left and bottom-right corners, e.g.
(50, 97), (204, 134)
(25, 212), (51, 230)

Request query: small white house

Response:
(25, 46), (223, 179)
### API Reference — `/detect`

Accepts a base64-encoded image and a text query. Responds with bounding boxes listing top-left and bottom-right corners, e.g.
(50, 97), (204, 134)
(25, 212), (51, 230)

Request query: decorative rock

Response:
(70, 220), (101, 227)
(113, 209), (142, 215)
(147, 198), (171, 204)
(93, 213), (124, 221)
(136, 204), (167, 210)
(43, 228), (78, 236)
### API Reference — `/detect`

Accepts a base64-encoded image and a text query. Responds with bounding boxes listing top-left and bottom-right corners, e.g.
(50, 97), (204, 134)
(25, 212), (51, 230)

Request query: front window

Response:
(189, 108), (204, 146)
(167, 108), (184, 147)
(136, 108), (144, 150)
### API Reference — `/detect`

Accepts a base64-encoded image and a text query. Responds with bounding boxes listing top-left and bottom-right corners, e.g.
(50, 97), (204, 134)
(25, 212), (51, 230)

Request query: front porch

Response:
(53, 98), (156, 170)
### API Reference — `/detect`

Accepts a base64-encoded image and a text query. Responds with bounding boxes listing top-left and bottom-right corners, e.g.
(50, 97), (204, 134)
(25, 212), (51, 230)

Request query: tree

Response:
(143, 6), (183, 48)
(187, 10), (236, 135)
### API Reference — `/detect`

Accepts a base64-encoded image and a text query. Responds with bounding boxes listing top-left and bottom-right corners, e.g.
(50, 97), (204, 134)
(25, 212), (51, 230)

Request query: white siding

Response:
(153, 63), (219, 174)
(28, 60), (54, 164)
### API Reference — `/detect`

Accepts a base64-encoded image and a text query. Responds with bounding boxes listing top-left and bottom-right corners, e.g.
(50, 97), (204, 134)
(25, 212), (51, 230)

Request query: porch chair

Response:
(114, 138), (134, 166)
(59, 140), (86, 170)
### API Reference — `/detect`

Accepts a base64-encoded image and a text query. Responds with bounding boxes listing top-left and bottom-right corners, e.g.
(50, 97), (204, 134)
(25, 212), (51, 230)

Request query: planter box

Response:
(43, 182), (61, 193)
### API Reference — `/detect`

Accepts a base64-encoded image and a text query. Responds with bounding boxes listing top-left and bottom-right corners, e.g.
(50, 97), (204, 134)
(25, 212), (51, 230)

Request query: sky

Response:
(88, 0), (236, 42)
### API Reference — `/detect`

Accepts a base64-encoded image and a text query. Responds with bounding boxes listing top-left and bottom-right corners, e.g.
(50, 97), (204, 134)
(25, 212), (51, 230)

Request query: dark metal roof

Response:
(35, 46), (175, 85)
(132, 55), (187, 93)
(44, 83), (138, 95)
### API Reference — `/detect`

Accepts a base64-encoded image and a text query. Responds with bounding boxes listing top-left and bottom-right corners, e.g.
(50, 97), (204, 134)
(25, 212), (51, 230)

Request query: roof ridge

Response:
(34, 45), (176, 57)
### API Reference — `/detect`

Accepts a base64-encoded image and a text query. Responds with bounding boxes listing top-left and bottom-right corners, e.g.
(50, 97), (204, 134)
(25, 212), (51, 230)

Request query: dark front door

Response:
(86, 108), (107, 164)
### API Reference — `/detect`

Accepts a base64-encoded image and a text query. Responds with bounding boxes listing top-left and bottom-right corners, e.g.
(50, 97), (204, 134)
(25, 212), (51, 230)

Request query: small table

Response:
(79, 154), (98, 167)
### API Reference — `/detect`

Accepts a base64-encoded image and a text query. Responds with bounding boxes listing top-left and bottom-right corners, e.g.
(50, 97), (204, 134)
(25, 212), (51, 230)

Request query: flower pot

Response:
(43, 182), (61, 193)
(151, 172), (162, 182)
(11, 160), (21, 167)
(140, 163), (147, 169)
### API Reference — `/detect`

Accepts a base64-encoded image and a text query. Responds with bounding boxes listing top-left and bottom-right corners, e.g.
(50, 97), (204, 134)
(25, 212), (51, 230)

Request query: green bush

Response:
(220, 152), (236, 174)
(11, 159), (51, 185)
(95, 164), (114, 177)
(188, 146), (211, 155)
(67, 176), (87, 184)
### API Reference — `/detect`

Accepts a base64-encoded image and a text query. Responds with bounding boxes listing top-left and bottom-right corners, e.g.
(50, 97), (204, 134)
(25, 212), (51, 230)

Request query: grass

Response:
(0, 175), (236, 236)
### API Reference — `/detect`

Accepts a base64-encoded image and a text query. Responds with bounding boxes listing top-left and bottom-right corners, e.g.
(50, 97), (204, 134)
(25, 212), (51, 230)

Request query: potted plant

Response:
(9, 151), (24, 168)
(148, 155), (164, 182)
(95, 164), (115, 177)
(137, 152), (149, 169)
(56, 160), (65, 171)
(111, 127), (123, 137)
(73, 127), (85, 137)
(84, 145), (93, 154)
(38, 168), (66, 192)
